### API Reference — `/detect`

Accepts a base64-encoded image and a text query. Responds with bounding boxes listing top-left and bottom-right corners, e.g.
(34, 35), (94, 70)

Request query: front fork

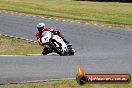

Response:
(53, 35), (67, 53)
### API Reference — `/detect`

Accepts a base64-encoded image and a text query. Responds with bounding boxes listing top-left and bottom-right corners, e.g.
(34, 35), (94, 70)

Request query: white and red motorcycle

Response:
(41, 31), (74, 56)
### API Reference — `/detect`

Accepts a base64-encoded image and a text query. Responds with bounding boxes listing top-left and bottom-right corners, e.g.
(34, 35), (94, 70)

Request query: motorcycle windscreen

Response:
(41, 31), (52, 43)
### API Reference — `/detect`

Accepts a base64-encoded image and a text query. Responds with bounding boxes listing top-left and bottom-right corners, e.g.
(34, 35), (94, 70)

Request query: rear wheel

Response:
(68, 49), (74, 55)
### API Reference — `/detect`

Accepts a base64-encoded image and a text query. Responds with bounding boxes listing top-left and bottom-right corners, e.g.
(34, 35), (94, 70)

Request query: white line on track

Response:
(26, 54), (43, 56)
(0, 53), (60, 56)
(14, 77), (75, 84)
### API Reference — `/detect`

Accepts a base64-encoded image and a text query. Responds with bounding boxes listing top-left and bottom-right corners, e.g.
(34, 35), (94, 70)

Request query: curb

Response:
(0, 10), (131, 29)
(0, 33), (37, 43)
(0, 53), (59, 56)
(0, 54), (43, 57)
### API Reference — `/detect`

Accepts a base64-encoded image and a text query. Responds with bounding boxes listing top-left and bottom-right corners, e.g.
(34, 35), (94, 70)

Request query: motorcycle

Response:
(41, 31), (74, 56)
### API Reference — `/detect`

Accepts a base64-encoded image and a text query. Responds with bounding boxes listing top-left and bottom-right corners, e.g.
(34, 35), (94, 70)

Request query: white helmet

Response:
(37, 23), (45, 32)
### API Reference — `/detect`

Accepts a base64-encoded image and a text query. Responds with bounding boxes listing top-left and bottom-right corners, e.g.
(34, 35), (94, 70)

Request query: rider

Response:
(36, 23), (70, 55)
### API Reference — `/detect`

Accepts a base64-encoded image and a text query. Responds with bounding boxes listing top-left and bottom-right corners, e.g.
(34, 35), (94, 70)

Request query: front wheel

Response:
(50, 43), (64, 56)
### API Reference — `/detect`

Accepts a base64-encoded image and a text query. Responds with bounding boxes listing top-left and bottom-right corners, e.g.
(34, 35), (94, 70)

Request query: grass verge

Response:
(0, 79), (131, 88)
(0, 0), (131, 27)
(0, 36), (41, 55)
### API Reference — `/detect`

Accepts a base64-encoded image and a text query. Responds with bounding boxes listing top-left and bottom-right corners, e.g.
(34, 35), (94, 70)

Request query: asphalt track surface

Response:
(0, 12), (132, 84)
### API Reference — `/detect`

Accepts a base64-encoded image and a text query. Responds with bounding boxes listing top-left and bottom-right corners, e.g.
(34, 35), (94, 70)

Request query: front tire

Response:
(50, 43), (64, 56)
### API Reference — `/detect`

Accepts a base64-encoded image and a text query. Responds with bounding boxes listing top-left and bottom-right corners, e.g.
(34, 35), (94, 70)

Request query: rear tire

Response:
(68, 49), (74, 55)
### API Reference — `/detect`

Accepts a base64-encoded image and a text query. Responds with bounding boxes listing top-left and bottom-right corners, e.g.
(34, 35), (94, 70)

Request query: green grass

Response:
(0, 79), (131, 88)
(0, 0), (132, 27)
(0, 36), (41, 55)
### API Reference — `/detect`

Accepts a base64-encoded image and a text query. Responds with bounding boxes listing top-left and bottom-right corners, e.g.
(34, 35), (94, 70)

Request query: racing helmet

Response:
(37, 23), (45, 32)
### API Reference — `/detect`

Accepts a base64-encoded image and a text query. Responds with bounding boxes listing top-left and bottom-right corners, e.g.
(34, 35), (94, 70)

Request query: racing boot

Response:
(42, 50), (49, 55)
(62, 37), (69, 44)
(62, 37), (72, 47)
(42, 46), (52, 55)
